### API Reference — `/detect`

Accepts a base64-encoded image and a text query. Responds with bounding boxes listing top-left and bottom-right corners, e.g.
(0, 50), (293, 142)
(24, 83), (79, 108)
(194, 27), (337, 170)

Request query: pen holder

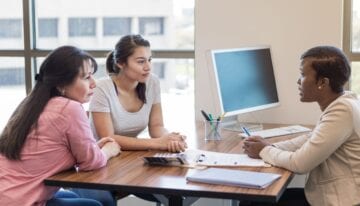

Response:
(204, 120), (222, 141)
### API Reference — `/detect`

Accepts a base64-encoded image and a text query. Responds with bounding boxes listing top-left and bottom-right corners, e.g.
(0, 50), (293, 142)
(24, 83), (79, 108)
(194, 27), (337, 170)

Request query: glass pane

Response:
(0, 0), (23, 49)
(153, 59), (195, 134)
(38, 18), (58, 37)
(352, 0), (360, 52)
(68, 18), (96, 37)
(139, 17), (164, 36)
(36, 57), (194, 134)
(103, 17), (131, 36)
(351, 62), (360, 94)
(0, 57), (26, 132)
(34, 0), (194, 50)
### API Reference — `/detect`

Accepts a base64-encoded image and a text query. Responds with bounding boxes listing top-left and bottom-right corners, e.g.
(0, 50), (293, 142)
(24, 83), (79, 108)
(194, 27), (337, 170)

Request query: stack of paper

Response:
(186, 168), (281, 189)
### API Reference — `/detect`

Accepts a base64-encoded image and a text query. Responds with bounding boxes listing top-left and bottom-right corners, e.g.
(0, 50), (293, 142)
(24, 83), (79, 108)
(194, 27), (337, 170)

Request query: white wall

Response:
(195, 0), (343, 125)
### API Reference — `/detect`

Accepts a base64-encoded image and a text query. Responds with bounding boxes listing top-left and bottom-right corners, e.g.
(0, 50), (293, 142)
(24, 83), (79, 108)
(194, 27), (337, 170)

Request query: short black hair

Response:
(301, 46), (351, 93)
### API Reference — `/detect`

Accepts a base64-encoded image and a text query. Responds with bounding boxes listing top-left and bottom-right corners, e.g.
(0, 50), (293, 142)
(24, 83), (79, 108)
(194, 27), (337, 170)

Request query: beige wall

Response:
(195, 0), (343, 124)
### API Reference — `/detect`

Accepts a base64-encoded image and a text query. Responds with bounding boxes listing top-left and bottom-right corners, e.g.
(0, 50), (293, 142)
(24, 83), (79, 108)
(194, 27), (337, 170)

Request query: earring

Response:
(318, 86), (322, 90)
(61, 89), (66, 96)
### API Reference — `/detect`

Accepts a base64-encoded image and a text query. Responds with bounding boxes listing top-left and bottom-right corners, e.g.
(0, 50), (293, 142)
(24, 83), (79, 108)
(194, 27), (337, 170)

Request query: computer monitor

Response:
(210, 46), (279, 130)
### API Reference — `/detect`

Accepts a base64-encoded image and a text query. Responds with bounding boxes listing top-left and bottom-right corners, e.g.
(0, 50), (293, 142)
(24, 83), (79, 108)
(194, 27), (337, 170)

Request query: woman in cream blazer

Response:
(243, 46), (360, 206)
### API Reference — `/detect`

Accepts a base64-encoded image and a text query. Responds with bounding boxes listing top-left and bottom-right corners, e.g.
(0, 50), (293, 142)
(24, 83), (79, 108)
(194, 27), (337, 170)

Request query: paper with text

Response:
(183, 149), (270, 167)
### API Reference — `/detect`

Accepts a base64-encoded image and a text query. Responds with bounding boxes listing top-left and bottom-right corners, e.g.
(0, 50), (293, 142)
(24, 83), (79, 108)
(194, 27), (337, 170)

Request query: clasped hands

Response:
(158, 132), (188, 153)
(97, 137), (121, 159)
(242, 136), (271, 159)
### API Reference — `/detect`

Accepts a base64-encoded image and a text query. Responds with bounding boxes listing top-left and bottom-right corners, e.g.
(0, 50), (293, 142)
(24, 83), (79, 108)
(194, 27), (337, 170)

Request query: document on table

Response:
(183, 149), (270, 167)
(186, 168), (281, 189)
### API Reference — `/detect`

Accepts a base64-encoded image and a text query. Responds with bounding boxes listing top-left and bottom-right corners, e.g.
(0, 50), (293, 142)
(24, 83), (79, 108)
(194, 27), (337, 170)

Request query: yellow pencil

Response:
(219, 112), (227, 121)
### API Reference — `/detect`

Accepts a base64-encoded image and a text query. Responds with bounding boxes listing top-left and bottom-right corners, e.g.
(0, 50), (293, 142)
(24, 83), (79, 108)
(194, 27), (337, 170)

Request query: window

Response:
(38, 18), (58, 37)
(139, 17), (164, 35)
(0, 67), (24, 85)
(34, 0), (194, 50)
(68, 18), (96, 37)
(344, 0), (360, 94)
(103, 17), (131, 36)
(0, 19), (22, 38)
(0, 58), (26, 131)
(0, 0), (194, 132)
(152, 62), (166, 79)
(351, 0), (360, 52)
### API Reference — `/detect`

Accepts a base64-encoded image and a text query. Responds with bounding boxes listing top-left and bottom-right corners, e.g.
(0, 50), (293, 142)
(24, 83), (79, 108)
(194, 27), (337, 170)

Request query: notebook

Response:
(186, 168), (281, 189)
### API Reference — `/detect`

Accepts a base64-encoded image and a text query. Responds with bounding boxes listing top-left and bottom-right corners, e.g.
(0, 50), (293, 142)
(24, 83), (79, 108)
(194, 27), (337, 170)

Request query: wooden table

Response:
(45, 123), (307, 206)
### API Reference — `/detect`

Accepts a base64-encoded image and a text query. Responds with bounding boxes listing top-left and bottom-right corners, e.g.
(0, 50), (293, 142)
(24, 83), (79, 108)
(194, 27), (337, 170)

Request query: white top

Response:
(89, 74), (161, 139)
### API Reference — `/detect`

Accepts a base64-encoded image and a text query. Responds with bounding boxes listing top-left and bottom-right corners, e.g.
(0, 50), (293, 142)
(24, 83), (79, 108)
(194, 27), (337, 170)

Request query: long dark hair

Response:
(106, 34), (150, 103)
(301, 46), (351, 93)
(0, 46), (97, 160)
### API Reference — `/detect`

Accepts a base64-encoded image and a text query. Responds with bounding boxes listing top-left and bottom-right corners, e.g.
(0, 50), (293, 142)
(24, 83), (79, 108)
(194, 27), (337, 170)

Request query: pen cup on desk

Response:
(204, 120), (222, 141)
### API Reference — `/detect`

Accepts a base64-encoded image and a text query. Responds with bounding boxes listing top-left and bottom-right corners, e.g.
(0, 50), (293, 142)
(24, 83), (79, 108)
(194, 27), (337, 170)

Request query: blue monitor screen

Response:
(211, 47), (279, 116)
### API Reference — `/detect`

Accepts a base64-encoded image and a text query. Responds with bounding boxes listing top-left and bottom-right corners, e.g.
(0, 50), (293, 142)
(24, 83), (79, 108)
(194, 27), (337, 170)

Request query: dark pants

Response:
(46, 189), (103, 206)
(71, 188), (117, 206)
(239, 188), (310, 206)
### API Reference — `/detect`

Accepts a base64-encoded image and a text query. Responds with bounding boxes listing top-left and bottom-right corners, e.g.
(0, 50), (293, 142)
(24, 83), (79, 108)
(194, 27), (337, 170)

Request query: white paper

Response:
(183, 149), (270, 167)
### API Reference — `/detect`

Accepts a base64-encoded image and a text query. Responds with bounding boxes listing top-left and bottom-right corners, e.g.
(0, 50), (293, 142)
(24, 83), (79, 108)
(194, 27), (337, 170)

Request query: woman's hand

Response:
(97, 137), (115, 148)
(98, 137), (121, 160)
(154, 132), (188, 153)
(243, 136), (271, 159)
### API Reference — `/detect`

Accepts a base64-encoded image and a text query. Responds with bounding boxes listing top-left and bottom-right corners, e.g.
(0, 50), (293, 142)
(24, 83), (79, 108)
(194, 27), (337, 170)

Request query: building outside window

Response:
(103, 17), (131, 36)
(68, 17), (96, 37)
(139, 17), (164, 36)
(152, 62), (166, 79)
(0, 19), (22, 38)
(38, 18), (58, 37)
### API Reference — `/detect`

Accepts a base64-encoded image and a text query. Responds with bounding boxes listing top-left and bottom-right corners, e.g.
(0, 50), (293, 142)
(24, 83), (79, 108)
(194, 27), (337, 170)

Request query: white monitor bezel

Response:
(210, 46), (280, 117)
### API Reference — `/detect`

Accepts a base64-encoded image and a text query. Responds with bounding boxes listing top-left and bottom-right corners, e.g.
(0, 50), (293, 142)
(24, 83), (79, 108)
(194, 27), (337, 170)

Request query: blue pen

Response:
(241, 127), (251, 137)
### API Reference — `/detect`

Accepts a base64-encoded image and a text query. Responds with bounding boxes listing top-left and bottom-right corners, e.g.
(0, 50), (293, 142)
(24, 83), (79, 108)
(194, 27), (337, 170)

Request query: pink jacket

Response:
(0, 97), (107, 206)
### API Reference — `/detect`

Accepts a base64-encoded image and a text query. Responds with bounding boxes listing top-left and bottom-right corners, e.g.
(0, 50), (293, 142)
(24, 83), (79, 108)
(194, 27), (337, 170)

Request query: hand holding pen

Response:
(242, 134), (271, 159)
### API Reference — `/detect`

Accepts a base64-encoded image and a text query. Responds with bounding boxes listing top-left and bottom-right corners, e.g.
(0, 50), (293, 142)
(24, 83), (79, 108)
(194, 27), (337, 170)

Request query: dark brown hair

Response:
(0, 46), (97, 160)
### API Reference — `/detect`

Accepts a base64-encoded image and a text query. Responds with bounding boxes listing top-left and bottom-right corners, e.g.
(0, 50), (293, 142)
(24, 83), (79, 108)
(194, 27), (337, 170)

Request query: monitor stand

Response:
(222, 120), (263, 132)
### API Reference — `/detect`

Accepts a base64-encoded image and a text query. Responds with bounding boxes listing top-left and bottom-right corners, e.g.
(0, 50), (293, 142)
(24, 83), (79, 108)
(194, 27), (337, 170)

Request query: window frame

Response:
(343, 0), (360, 89)
(0, 0), (194, 94)
(343, 0), (360, 60)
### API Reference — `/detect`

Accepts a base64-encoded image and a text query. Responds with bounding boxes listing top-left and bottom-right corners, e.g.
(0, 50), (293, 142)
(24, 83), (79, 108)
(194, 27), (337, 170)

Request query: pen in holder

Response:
(204, 120), (222, 141)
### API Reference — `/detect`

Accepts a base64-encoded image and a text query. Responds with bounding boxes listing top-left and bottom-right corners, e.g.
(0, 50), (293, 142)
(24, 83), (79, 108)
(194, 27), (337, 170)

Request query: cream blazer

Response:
(260, 92), (360, 206)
